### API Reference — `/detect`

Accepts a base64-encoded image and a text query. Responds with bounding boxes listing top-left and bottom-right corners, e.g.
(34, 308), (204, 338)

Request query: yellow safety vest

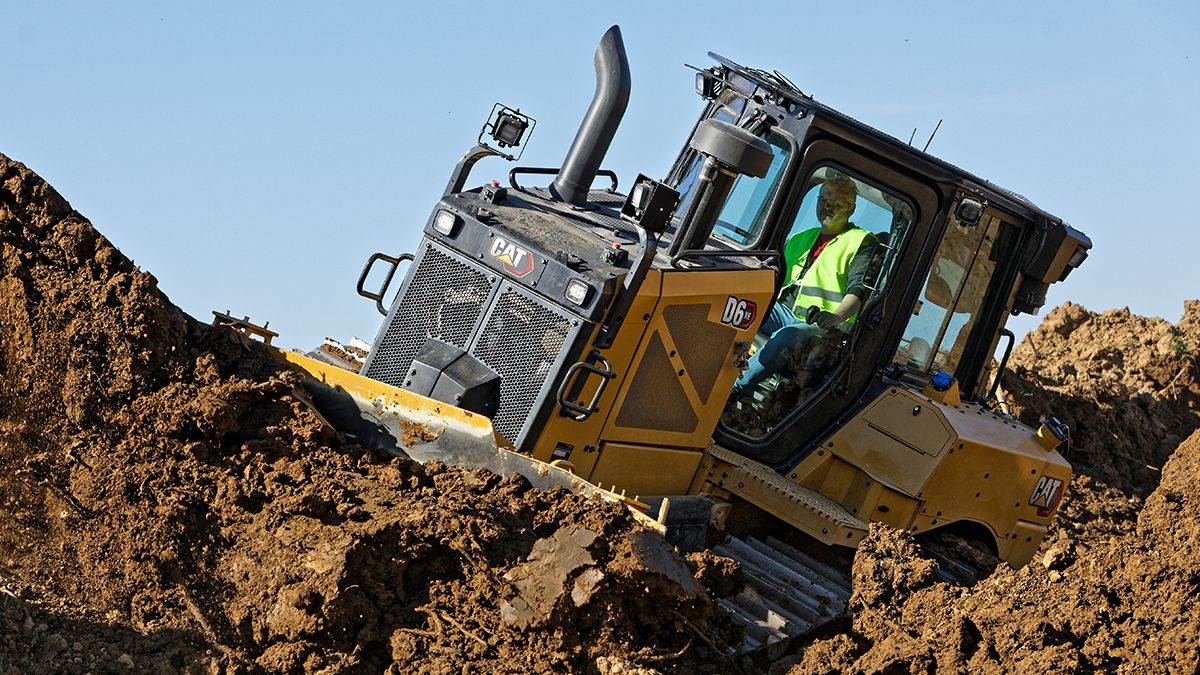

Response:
(783, 226), (871, 323)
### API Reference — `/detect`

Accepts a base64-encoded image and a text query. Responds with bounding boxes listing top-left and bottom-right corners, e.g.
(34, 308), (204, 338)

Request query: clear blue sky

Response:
(4, 2), (1197, 350)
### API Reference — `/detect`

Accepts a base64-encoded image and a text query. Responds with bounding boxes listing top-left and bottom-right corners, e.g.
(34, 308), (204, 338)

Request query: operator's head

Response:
(816, 175), (857, 231)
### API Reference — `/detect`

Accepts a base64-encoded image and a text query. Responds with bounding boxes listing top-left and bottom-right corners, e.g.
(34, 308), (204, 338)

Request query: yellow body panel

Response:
(600, 268), (775, 448)
(530, 265), (776, 498)
(588, 442), (704, 498)
(827, 388), (954, 495)
(749, 383), (1072, 566)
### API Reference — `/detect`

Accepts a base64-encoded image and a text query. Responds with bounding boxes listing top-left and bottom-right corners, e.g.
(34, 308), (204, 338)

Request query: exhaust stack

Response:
(550, 25), (631, 207)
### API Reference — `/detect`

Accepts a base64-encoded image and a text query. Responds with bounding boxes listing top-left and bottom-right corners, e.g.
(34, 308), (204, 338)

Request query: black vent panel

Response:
(363, 245), (495, 387)
(663, 303), (735, 404)
(470, 288), (573, 445)
(616, 331), (698, 434)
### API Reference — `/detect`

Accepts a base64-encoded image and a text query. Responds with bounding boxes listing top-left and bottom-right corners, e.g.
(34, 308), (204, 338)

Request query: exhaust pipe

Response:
(550, 25), (631, 207)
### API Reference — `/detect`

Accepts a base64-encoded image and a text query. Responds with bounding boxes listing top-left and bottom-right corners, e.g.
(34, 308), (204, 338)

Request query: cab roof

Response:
(708, 52), (1067, 228)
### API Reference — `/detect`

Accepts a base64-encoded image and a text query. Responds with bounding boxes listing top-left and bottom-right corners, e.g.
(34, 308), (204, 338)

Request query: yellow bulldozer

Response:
(261, 26), (1089, 650)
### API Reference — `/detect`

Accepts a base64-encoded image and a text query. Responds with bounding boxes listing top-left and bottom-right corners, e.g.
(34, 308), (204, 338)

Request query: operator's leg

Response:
(732, 303), (802, 394)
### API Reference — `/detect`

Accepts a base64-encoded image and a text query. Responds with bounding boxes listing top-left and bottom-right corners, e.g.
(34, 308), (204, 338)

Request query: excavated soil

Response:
(0, 154), (738, 674)
(776, 302), (1200, 674)
(4, 151), (1199, 674)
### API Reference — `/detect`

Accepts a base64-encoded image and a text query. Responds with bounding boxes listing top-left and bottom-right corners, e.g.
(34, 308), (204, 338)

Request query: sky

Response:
(3, 2), (1197, 352)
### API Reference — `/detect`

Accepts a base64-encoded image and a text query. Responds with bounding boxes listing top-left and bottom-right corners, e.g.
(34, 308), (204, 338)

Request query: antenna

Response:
(908, 128), (917, 145)
(922, 119), (943, 152)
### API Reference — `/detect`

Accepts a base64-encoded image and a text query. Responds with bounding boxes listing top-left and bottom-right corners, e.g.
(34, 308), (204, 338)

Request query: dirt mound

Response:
(778, 429), (1200, 674)
(1003, 301), (1200, 497)
(0, 153), (736, 673)
(7, 149), (1200, 674)
(774, 304), (1200, 674)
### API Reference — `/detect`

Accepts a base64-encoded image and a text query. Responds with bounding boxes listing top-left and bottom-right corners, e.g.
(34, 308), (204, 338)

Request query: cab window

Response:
(722, 167), (913, 438)
(895, 210), (1000, 375)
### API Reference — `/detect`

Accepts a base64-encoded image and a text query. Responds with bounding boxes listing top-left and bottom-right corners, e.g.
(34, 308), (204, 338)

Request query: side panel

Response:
(831, 388), (954, 495)
(588, 442), (704, 498)
(775, 384), (1070, 566)
(530, 266), (775, 498)
(601, 268), (775, 449)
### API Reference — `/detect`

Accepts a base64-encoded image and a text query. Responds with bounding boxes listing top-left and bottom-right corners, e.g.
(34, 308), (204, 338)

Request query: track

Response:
(711, 535), (853, 654)
(713, 529), (1001, 655)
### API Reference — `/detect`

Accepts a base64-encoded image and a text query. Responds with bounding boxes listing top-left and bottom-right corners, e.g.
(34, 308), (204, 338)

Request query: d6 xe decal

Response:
(721, 296), (757, 330)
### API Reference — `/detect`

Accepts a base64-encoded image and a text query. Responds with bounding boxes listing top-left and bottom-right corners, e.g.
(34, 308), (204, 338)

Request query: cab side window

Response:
(895, 210), (1000, 375)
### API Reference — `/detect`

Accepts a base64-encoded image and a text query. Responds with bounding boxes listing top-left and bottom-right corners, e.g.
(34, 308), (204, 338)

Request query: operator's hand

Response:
(813, 310), (844, 332)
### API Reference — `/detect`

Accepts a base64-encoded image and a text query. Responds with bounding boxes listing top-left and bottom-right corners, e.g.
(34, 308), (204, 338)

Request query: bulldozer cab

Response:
(655, 55), (1090, 475)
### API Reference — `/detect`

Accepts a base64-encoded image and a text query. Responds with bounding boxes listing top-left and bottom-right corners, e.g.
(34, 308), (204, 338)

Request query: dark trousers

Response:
(732, 303), (822, 394)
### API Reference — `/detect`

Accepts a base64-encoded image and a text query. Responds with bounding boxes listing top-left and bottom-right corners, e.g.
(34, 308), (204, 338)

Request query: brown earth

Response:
(0, 153), (738, 674)
(776, 303), (1200, 674)
(4, 151), (1200, 674)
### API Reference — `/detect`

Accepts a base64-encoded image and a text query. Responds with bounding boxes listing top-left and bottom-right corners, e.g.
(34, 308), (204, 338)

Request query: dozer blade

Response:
(273, 349), (662, 531)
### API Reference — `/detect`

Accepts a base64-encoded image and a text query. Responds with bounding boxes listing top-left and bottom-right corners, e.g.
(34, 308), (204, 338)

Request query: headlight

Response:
(432, 210), (459, 236)
(564, 279), (590, 306)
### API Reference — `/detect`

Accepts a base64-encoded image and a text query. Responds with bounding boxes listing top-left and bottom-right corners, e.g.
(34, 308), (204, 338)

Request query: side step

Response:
(711, 535), (853, 654)
(702, 446), (869, 547)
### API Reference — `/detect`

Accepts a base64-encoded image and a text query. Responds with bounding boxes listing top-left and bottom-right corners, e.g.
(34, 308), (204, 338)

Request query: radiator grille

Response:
(616, 331), (698, 434)
(363, 246), (494, 386)
(663, 304), (735, 404)
(471, 289), (572, 445)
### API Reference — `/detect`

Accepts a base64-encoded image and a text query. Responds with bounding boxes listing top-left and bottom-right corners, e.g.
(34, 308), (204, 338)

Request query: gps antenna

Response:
(922, 119), (943, 152)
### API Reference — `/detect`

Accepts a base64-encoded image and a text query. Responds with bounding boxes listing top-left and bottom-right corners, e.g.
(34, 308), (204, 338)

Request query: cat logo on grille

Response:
(489, 237), (535, 277)
(721, 296), (757, 330)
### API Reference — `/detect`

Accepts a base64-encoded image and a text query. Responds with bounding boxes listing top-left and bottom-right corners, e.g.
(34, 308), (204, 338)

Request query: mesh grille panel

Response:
(664, 304), (736, 404)
(470, 289), (571, 445)
(616, 331), (698, 434)
(363, 246), (493, 386)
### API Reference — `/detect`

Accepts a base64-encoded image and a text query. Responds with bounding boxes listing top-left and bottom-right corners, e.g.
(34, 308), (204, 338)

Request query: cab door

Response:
(715, 136), (942, 470)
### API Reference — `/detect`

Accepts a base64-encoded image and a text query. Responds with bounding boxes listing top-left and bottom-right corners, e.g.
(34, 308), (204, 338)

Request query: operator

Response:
(733, 175), (878, 394)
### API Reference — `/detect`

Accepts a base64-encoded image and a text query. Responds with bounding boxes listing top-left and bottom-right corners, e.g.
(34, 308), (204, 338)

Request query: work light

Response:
(564, 279), (590, 306)
(432, 210), (460, 236)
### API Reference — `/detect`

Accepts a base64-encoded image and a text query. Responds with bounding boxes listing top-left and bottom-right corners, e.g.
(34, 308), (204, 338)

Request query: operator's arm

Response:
(831, 293), (862, 322)
(814, 293), (861, 330)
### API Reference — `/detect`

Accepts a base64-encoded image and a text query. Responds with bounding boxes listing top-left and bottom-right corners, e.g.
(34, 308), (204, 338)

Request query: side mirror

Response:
(689, 119), (773, 178)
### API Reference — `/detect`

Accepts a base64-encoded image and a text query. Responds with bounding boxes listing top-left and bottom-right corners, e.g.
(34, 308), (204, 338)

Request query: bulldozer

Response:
(266, 26), (1090, 650)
